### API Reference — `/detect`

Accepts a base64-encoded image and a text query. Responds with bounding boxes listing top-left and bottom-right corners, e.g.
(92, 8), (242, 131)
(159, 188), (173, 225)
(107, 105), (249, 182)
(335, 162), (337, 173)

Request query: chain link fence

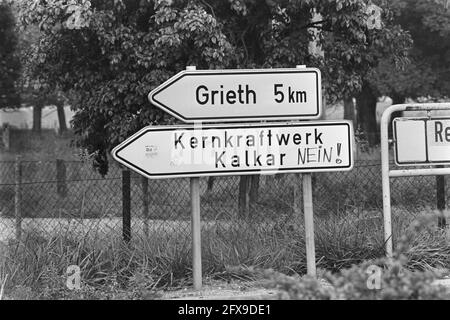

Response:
(0, 156), (448, 244)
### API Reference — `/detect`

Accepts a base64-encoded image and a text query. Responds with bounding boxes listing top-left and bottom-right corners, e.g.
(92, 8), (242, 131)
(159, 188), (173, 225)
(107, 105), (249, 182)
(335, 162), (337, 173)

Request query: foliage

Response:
(16, 22), (67, 110)
(5, 1), (69, 136)
(369, 0), (450, 100)
(267, 212), (450, 300)
(0, 1), (21, 108)
(14, 0), (411, 174)
(266, 255), (450, 300)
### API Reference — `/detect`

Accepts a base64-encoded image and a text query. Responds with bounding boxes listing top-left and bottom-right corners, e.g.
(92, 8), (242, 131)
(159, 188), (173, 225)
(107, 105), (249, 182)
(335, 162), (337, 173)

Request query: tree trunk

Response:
(56, 159), (67, 198)
(56, 102), (67, 134)
(249, 175), (260, 207)
(389, 92), (405, 138)
(391, 93), (405, 120)
(206, 177), (214, 192)
(343, 97), (355, 123)
(33, 104), (42, 133)
(238, 176), (250, 217)
(357, 82), (379, 146)
(391, 93), (405, 105)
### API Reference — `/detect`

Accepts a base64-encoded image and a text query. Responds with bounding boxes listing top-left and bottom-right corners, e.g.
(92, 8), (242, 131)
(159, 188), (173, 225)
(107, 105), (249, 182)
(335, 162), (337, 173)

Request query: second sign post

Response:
(112, 65), (354, 290)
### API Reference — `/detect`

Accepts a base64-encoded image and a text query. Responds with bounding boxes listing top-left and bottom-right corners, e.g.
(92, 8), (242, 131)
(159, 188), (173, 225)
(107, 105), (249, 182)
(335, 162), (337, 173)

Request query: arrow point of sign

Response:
(148, 71), (188, 121)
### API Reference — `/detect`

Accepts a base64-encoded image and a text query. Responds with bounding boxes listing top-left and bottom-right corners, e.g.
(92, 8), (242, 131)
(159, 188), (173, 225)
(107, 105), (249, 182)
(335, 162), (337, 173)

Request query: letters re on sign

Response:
(394, 117), (450, 165)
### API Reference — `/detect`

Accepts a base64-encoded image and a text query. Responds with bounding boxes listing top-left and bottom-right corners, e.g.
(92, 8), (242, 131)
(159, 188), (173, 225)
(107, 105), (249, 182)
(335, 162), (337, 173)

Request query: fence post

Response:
(141, 176), (149, 237)
(293, 173), (301, 215)
(238, 176), (250, 217)
(2, 124), (10, 151)
(436, 167), (446, 228)
(15, 156), (22, 241)
(56, 159), (67, 197)
(122, 169), (131, 242)
(249, 175), (260, 214)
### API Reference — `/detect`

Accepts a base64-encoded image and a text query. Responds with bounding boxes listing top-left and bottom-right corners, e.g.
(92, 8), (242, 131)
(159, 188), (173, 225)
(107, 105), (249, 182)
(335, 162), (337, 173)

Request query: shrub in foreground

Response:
(266, 255), (450, 300)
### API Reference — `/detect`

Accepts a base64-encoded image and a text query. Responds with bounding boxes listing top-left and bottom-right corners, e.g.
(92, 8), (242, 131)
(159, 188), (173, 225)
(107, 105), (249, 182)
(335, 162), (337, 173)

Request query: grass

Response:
(0, 273), (6, 300)
(1, 207), (449, 300)
(0, 131), (448, 298)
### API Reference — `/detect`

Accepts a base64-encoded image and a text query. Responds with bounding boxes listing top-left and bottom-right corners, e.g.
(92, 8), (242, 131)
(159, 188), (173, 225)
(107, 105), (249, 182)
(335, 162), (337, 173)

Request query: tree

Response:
(358, 0), (450, 144)
(331, 1), (413, 145)
(384, 0), (450, 100)
(0, 1), (20, 108)
(17, 0), (410, 170)
(10, 5), (68, 134)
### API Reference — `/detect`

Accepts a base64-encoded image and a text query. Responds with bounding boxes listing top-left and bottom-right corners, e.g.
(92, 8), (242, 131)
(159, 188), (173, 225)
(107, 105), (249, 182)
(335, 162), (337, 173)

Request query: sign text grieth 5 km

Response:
(111, 121), (353, 179)
(148, 68), (321, 123)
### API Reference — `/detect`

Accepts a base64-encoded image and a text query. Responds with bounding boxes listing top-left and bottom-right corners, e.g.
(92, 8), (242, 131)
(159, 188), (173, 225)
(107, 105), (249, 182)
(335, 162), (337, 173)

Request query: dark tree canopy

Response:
(0, 1), (21, 108)
(370, 0), (450, 100)
(353, 0), (450, 146)
(17, 0), (411, 174)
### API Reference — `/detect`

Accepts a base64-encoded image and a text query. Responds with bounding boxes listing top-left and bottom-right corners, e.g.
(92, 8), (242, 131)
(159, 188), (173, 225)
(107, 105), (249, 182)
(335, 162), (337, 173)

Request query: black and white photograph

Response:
(1, 0), (450, 308)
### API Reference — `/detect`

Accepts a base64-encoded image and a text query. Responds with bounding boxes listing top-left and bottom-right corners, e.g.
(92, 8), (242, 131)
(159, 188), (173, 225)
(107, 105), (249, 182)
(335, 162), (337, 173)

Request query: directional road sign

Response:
(148, 68), (321, 123)
(111, 121), (353, 179)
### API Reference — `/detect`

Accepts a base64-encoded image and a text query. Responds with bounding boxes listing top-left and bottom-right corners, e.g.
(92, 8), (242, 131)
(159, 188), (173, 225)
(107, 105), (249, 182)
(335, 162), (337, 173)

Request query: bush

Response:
(266, 255), (450, 300)
(266, 213), (450, 300)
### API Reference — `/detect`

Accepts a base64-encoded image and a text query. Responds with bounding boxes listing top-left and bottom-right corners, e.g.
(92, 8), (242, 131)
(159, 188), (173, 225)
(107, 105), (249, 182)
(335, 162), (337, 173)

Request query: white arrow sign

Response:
(148, 68), (321, 123)
(111, 121), (353, 179)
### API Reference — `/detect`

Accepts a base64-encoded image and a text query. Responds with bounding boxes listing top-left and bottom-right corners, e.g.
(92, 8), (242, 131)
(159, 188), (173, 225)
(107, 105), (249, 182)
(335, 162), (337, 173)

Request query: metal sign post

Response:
(381, 103), (450, 258)
(296, 64), (316, 277)
(186, 66), (202, 290)
(190, 174), (202, 290)
(302, 172), (316, 276)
